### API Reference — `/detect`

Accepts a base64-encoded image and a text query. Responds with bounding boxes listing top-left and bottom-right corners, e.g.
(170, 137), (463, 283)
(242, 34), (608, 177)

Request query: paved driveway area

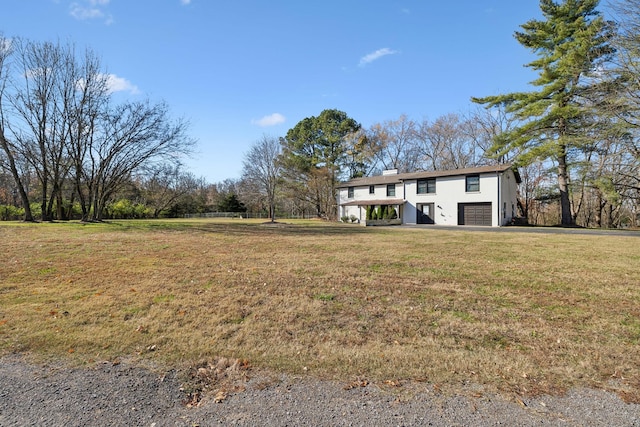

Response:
(401, 224), (640, 237)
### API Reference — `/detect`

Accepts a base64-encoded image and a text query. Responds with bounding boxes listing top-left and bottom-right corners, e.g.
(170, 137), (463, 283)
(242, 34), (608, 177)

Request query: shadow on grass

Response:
(100, 219), (373, 236)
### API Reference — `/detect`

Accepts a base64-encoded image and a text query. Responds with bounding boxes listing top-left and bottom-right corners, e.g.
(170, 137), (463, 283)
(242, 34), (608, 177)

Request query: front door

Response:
(417, 203), (435, 224)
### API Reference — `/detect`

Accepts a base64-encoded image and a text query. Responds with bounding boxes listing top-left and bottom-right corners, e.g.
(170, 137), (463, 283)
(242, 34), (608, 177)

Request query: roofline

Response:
(338, 164), (518, 188)
(340, 198), (405, 206)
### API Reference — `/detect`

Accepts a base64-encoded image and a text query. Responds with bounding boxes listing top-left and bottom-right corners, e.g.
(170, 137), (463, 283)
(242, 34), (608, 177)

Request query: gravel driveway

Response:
(1, 354), (639, 426)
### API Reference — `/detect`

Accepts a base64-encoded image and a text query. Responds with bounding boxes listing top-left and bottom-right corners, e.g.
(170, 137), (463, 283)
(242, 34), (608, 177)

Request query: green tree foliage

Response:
(217, 193), (246, 213)
(281, 109), (361, 219)
(472, 0), (615, 226)
(107, 199), (150, 219)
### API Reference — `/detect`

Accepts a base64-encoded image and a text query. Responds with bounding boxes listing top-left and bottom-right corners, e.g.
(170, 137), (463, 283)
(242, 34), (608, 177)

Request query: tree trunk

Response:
(76, 180), (90, 222)
(606, 203), (614, 229)
(595, 192), (604, 228)
(557, 148), (574, 226)
(0, 135), (35, 221)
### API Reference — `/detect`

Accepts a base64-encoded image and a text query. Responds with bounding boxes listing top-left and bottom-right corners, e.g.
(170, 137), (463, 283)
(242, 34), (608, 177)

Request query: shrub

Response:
(349, 214), (358, 223)
(133, 203), (152, 219)
(29, 202), (42, 218)
(340, 215), (350, 223)
(0, 205), (23, 221)
(386, 206), (397, 219)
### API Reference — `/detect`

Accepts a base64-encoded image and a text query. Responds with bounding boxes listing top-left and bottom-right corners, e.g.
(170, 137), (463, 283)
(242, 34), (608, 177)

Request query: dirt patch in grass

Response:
(0, 219), (638, 402)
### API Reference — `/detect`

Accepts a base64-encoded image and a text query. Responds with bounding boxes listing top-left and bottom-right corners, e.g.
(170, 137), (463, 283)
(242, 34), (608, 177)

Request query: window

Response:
(369, 185), (375, 194)
(417, 178), (436, 194)
(386, 184), (396, 197)
(347, 186), (354, 198)
(465, 175), (480, 192)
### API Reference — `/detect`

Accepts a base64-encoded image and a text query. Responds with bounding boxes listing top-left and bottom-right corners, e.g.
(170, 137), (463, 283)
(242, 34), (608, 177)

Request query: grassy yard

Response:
(0, 219), (638, 402)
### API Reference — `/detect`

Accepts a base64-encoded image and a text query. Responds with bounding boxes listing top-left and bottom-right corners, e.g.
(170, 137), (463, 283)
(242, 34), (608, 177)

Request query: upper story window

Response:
(347, 186), (354, 198)
(369, 185), (375, 194)
(386, 184), (396, 197)
(466, 175), (480, 192)
(417, 178), (436, 194)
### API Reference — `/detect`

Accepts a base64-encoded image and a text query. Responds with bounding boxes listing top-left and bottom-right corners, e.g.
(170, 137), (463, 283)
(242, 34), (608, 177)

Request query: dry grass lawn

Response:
(0, 219), (638, 402)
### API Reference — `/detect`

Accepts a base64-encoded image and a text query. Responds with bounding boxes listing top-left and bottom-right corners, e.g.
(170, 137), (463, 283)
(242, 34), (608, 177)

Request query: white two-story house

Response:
(337, 164), (521, 227)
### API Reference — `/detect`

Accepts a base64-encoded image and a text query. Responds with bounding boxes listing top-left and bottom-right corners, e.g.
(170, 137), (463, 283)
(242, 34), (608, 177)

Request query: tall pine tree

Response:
(473, 0), (615, 226)
(280, 109), (361, 219)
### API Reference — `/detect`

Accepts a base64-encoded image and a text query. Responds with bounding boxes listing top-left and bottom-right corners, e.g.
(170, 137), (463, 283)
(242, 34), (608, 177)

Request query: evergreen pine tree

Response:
(473, 0), (615, 226)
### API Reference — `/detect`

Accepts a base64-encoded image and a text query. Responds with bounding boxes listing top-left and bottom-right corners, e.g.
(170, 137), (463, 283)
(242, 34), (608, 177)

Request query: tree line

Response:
(0, 36), (194, 222)
(241, 0), (640, 228)
(1, 0), (639, 227)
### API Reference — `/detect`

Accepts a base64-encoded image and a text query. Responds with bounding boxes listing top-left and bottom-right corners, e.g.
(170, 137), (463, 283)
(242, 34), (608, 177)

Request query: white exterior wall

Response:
(403, 172), (517, 227)
(339, 169), (519, 227)
(338, 182), (403, 223)
(499, 170), (519, 225)
(337, 186), (367, 222)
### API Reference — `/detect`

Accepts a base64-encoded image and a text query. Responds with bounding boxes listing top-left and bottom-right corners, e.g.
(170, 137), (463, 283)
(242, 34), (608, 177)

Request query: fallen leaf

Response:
(343, 379), (369, 390)
(214, 391), (227, 403)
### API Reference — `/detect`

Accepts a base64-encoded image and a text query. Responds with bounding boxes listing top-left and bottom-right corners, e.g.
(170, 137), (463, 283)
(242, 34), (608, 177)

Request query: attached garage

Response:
(458, 203), (492, 226)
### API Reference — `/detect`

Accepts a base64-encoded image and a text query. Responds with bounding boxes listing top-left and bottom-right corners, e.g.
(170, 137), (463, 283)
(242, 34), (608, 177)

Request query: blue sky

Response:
(3, 0), (555, 183)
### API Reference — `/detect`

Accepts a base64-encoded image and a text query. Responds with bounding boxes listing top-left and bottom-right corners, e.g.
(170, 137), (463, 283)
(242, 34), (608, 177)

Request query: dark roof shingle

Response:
(338, 164), (516, 188)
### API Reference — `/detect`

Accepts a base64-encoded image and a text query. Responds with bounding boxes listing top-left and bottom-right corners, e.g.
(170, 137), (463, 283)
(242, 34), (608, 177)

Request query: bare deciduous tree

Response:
(139, 164), (201, 218)
(415, 113), (477, 171)
(0, 36), (195, 222)
(365, 114), (419, 172)
(464, 106), (518, 165)
(5, 38), (72, 221)
(86, 100), (194, 221)
(0, 35), (35, 221)
(241, 135), (282, 222)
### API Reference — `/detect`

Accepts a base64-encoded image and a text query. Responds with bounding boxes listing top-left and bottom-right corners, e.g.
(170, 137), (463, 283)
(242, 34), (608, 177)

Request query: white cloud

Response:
(359, 48), (398, 67)
(70, 4), (103, 20)
(252, 113), (286, 127)
(103, 74), (140, 95)
(180, 0), (192, 4)
(70, 0), (113, 24)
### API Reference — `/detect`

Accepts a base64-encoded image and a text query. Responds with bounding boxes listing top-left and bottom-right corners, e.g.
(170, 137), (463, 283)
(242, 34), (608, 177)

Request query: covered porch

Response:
(340, 199), (405, 225)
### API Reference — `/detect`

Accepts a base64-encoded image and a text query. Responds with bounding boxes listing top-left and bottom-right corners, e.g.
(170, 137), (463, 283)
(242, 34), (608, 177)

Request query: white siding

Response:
(338, 182), (403, 223)
(403, 172), (517, 227)
(339, 167), (519, 227)
(499, 170), (519, 225)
